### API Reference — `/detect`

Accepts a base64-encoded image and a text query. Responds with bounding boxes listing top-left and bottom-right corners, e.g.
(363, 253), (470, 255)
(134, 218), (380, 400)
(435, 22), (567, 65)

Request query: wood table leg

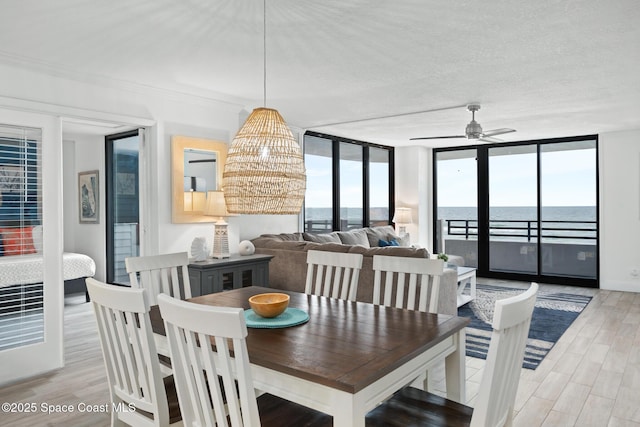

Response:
(445, 329), (466, 404)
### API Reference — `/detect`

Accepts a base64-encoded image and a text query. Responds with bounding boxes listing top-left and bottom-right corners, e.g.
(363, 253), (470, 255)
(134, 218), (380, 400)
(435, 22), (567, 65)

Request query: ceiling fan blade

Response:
(482, 128), (516, 138)
(478, 136), (504, 143)
(409, 135), (466, 141)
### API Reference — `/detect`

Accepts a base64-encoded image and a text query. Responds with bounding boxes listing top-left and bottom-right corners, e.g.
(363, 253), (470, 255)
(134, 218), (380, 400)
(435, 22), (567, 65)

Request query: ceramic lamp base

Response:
(211, 220), (229, 259)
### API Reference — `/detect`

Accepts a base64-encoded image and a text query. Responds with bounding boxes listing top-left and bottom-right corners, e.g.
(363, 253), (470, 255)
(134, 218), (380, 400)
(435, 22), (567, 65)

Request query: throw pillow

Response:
(302, 232), (342, 244)
(388, 233), (410, 247)
(378, 238), (399, 247)
(1, 227), (36, 256)
(336, 229), (370, 247)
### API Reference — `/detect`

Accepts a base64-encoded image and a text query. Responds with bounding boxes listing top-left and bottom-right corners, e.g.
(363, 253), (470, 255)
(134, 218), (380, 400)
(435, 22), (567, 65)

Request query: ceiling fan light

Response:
(466, 120), (483, 139)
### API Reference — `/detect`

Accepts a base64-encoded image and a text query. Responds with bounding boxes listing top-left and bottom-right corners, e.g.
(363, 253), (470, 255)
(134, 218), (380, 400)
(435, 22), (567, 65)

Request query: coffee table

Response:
(447, 264), (477, 307)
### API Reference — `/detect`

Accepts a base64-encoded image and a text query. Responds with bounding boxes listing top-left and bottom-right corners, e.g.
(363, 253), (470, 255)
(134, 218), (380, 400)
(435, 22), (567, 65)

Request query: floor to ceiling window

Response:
(303, 131), (394, 232)
(434, 135), (598, 287)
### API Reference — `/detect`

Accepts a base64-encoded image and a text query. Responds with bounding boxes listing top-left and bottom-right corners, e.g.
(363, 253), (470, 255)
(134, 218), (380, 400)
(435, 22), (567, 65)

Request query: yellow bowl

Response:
(249, 293), (290, 318)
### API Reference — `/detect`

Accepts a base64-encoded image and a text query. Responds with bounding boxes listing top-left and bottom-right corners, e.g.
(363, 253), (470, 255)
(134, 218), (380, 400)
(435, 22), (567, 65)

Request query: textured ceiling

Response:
(1, 0), (639, 147)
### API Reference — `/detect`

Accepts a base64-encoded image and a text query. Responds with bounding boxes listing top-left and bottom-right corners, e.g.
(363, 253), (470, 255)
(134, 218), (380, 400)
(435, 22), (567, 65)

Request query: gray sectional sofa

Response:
(251, 226), (458, 315)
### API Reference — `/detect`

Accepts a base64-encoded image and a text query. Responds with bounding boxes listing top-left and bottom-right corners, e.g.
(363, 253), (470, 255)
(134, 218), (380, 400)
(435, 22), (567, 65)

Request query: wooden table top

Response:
(150, 286), (469, 394)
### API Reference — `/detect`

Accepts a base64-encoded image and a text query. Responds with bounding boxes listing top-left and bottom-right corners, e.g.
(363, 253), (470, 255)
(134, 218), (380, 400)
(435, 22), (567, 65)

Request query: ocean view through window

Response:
(435, 136), (598, 287)
(304, 132), (393, 232)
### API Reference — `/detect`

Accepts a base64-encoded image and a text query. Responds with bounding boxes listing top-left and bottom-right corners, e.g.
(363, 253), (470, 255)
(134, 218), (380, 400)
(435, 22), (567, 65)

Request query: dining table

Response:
(150, 286), (469, 427)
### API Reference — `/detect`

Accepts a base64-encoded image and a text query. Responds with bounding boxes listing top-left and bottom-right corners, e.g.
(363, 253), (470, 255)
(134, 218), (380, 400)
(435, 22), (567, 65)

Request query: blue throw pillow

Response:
(378, 238), (399, 247)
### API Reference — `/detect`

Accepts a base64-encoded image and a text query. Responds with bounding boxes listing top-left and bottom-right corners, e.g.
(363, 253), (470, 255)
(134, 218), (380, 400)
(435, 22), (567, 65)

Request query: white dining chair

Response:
(365, 282), (539, 427)
(372, 255), (445, 392)
(157, 294), (332, 427)
(372, 255), (444, 313)
(125, 251), (192, 305)
(304, 250), (364, 301)
(86, 278), (182, 427)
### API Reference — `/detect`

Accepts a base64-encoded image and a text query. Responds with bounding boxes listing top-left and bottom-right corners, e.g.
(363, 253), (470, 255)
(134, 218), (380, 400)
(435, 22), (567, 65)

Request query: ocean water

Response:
(439, 206), (596, 222)
(306, 206), (597, 221)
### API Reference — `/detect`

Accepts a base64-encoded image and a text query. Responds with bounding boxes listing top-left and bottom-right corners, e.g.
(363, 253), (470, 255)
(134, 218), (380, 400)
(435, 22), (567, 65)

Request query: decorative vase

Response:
(238, 240), (255, 256)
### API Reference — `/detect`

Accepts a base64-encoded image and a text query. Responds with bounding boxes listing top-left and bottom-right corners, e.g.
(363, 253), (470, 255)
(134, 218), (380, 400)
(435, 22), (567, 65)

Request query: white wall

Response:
(394, 146), (433, 252)
(63, 133), (107, 280)
(599, 129), (640, 291)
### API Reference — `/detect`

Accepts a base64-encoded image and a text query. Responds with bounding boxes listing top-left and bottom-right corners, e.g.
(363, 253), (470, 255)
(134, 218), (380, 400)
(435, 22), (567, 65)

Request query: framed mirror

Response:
(171, 135), (228, 223)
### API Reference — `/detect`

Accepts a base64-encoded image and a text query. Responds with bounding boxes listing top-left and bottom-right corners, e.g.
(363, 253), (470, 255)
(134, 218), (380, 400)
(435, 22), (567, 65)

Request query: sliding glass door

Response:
(435, 136), (598, 287)
(434, 149), (478, 265)
(488, 145), (539, 275)
(539, 141), (597, 279)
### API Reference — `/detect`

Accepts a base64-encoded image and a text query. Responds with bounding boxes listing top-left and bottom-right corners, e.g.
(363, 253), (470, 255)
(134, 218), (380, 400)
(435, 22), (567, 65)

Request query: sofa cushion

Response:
(251, 239), (316, 251)
(302, 232), (341, 244)
(311, 243), (352, 253)
(347, 245), (429, 258)
(336, 229), (370, 247)
(364, 226), (396, 247)
(253, 233), (302, 242)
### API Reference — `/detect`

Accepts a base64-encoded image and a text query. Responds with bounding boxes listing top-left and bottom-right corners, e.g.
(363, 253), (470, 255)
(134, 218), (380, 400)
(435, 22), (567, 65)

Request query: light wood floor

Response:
(1, 281), (637, 426)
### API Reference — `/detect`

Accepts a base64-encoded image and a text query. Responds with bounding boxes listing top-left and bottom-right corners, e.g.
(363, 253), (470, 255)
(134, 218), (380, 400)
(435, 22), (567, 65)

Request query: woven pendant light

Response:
(222, 0), (306, 214)
(223, 107), (306, 214)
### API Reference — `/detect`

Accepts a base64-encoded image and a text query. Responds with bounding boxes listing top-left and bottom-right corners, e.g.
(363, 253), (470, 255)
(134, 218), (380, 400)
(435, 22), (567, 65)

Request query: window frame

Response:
(303, 131), (394, 232)
(433, 134), (599, 288)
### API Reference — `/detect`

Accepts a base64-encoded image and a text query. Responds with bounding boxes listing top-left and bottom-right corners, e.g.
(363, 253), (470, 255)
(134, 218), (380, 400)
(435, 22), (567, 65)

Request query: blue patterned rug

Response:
(458, 284), (592, 370)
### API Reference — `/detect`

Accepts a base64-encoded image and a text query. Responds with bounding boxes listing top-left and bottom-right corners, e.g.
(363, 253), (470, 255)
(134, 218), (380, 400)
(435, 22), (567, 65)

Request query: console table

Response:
(188, 254), (274, 297)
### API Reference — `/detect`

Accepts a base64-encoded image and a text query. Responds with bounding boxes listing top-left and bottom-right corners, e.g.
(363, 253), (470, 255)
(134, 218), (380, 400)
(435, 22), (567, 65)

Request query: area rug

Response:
(458, 284), (592, 370)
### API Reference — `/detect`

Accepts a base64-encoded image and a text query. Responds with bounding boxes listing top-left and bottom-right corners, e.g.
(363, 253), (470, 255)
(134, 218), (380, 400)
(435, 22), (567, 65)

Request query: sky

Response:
(305, 154), (389, 208)
(437, 147), (597, 207)
(305, 144), (597, 209)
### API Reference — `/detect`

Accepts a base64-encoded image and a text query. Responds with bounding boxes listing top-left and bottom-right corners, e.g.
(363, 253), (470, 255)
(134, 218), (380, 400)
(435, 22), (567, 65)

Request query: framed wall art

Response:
(78, 170), (99, 223)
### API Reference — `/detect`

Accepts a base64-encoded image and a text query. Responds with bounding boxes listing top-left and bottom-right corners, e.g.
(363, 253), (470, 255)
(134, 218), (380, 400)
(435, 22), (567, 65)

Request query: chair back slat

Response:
(372, 256), (444, 313)
(86, 278), (171, 426)
(126, 252), (192, 305)
(304, 250), (363, 301)
(470, 283), (538, 427)
(158, 294), (262, 427)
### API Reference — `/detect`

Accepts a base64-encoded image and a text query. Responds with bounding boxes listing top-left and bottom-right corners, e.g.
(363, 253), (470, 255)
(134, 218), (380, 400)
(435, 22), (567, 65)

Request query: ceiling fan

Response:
(409, 104), (516, 143)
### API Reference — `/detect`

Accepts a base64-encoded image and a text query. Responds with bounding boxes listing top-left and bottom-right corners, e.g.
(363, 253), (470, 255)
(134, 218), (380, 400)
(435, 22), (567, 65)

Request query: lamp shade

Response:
(204, 191), (230, 218)
(222, 107), (306, 215)
(392, 207), (413, 224)
(184, 191), (206, 212)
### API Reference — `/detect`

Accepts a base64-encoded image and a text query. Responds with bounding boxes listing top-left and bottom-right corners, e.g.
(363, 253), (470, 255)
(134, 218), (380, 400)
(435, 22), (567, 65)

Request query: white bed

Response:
(0, 252), (96, 302)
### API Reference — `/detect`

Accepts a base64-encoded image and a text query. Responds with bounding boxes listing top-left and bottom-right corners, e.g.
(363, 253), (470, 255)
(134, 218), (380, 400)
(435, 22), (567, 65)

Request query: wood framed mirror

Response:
(171, 135), (228, 223)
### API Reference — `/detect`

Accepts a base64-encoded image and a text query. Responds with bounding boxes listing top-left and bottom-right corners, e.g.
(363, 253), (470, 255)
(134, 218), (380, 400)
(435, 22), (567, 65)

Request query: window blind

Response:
(0, 124), (43, 351)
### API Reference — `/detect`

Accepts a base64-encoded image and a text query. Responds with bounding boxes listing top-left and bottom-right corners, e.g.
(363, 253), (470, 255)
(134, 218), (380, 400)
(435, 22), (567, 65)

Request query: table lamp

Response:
(204, 190), (231, 258)
(392, 207), (413, 236)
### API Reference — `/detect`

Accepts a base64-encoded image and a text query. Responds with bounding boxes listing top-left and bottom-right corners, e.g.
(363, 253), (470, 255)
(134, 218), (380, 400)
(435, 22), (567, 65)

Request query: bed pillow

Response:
(1, 227), (36, 256)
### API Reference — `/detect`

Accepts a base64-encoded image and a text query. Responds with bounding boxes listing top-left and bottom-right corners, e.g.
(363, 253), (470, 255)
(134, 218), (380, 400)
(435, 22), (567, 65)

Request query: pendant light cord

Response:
(263, 0), (267, 107)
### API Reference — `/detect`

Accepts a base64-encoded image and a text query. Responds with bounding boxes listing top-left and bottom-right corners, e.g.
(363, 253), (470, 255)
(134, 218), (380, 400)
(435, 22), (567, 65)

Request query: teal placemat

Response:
(244, 307), (309, 329)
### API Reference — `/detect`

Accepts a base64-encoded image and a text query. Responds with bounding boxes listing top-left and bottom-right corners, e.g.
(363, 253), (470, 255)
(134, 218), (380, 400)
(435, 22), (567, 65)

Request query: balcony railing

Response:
(445, 219), (597, 243)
